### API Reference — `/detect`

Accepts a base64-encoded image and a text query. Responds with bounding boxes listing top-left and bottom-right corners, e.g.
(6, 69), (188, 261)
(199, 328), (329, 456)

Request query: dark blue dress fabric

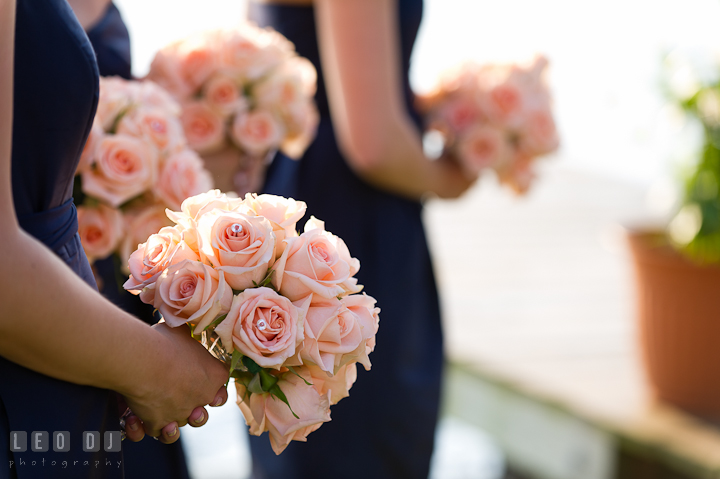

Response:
(1, 0), (122, 477)
(248, 1), (444, 478)
(83, 5), (191, 479)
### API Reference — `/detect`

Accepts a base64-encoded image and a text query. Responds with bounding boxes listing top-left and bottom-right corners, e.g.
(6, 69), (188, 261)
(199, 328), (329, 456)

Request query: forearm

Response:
(0, 226), (167, 399)
(66, 0), (111, 30)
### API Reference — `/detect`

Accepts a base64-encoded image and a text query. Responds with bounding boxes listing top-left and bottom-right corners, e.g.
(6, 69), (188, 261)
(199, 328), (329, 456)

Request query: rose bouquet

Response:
(74, 77), (214, 270)
(147, 25), (319, 196)
(123, 190), (379, 454)
(417, 56), (559, 194)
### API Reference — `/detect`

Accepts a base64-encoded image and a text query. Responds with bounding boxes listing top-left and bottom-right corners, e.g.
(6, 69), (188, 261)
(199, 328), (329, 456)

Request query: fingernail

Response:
(194, 412), (205, 423)
(212, 396), (223, 406)
(128, 419), (139, 432)
(167, 426), (177, 437)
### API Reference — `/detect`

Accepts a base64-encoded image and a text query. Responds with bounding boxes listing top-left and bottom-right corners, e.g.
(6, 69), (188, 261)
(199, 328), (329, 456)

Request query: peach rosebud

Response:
(272, 217), (361, 301)
(456, 125), (509, 174)
(196, 210), (275, 290)
(123, 226), (199, 304)
(153, 259), (233, 331)
(165, 189), (245, 233)
(306, 362), (357, 406)
(118, 204), (175, 274)
(77, 203), (124, 263)
(298, 293), (379, 374)
(116, 107), (186, 155)
(81, 135), (158, 207)
(155, 149), (214, 211)
(180, 101), (226, 155)
(203, 74), (247, 118)
(231, 109), (284, 156)
(76, 118), (104, 175)
(236, 367), (331, 455)
(215, 287), (309, 369)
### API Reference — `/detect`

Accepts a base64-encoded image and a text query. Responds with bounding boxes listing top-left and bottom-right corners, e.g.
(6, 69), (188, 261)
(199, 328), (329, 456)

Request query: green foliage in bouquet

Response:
(665, 57), (720, 263)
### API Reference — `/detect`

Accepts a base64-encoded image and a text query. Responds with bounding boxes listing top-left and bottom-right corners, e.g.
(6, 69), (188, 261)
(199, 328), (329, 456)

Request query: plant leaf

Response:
(270, 384), (299, 419)
(286, 366), (313, 386)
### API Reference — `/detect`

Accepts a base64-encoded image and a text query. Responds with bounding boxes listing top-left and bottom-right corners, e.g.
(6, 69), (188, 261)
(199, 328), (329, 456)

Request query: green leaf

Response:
(202, 314), (228, 332)
(241, 355), (262, 374)
(259, 369), (279, 390)
(269, 384), (299, 419)
(286, 366), (313, 386)
(247, 373), (264, 394)
(231, 350), (243, 373)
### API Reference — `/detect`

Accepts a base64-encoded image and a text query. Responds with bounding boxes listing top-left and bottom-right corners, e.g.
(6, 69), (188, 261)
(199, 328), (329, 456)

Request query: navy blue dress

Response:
(1, 1), (122, 477)
(83, 5), (191, 479)
(248, 2), (444, 478)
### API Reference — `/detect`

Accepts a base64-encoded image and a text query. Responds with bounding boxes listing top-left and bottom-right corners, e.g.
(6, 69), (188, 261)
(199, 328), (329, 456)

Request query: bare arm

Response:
(0, 0), (226, 440)
(66, 0), (111, 30)
(314, 0), (476, 200)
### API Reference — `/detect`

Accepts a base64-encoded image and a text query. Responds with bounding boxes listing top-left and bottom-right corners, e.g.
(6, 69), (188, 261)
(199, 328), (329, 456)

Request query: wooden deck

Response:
(426, 164), (720, 479)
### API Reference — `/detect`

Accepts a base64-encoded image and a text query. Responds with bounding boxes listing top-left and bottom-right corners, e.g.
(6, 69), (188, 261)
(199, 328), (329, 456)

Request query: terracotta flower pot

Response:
(627, 230), (720, 418)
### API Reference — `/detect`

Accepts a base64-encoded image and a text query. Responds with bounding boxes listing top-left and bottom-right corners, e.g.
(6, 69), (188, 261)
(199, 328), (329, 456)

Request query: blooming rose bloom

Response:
(457, 124), (509, 174)
(154, 149), (214, 211)
(298, 293), (379, 374)
(134, 80), (182, 117)
(196, 209), (275, 290)
(153, 259), (233, 331)
(231, 109), (284, 156)
(147, 45), (195, 100)
(220, 27), (292, 81)
(176, 33), (220, 93)
(166, 189), (244, 234)
(479, 80), (525, 128)
(116, 107), (186, 155)
(118, 204), (175, 274)
(95, 77), (134, 131)
(215, 287), (309, 369)
(280, 103), (319, 160)
(76, 118), (104, 174)
(81, 134), (158, 207)
(253, 57), (317, 113)
(77, 203), (124, 263)
(236, 367), (331, 455)
(517, 109), (559, 157)
(305, 362), (357, 405)
(242, 193), (306, 257)
(180, 101), (226, 154)
(438, 96), (483, 134)
(203, 73), (247, 118)
(124, 226), (199, 304)
(272, 217), (361, 301)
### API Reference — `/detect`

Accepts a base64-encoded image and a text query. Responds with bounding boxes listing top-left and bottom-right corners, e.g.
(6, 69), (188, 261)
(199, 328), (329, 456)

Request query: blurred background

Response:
(113, 0), (720, 477)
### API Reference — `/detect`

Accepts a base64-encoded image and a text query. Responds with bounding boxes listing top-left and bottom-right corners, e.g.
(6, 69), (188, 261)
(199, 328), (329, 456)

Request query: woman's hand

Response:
(121, 323), (229, 443)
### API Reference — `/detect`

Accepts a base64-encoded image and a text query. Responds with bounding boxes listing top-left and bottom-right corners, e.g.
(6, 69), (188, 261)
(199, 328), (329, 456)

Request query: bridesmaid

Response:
(0, 0), (229, 477)
(66, 2), (192, 478)
(247, 0), (477, 478)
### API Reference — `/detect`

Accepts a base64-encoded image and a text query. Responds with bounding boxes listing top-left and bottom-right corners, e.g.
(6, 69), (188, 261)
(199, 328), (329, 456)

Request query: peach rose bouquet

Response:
(123, 191), (379, 454)
(147, 25), (319, 196)
(74, 77), (214, 270)
(417, 56), (559, 194)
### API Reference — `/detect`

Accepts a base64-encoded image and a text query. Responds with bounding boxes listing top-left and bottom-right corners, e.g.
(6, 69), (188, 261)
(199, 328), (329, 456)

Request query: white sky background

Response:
(115, 0), (720, 186)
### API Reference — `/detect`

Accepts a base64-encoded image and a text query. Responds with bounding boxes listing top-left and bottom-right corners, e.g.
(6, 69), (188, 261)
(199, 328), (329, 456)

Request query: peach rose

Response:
(76, 118), (104, 175)
(242, 193), (306, 256)
(116, 107), (186, 155)
(236, 367), (331, 455)
(147, 46), (194, 100)
(438, 96), (483, 134)
(155, 149), (214, 211)
(118, 204), (175, 274)
(134, 80), (182, 117)
(203, 74), (247, 118)
(123, 226), (199, 304)
(165, 189), (245, 233)
(77, 203), (124, 263)
(498, 153), (536, 195)
(180, 101), (226, 155)
(214, 287), (309, 369)
(280, 103), (319, 160)
(231, 109), (284, 156)
(479, 81), (525, 127)
(196, 210), (275, 290)
(518, 109), (559, 157)
(153, 259), (233, 331)
(220, 27), (292, 81)
(272, 217), (361, 301)
(176, 35), (219, 93)
(457, 125), (509, 174)
(297, 294), (379, 374)
(305, 362), (357, 405)
(81, 135), (158, 207)
(96, 77), (133, 131)
(253, 57), (317, 113)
